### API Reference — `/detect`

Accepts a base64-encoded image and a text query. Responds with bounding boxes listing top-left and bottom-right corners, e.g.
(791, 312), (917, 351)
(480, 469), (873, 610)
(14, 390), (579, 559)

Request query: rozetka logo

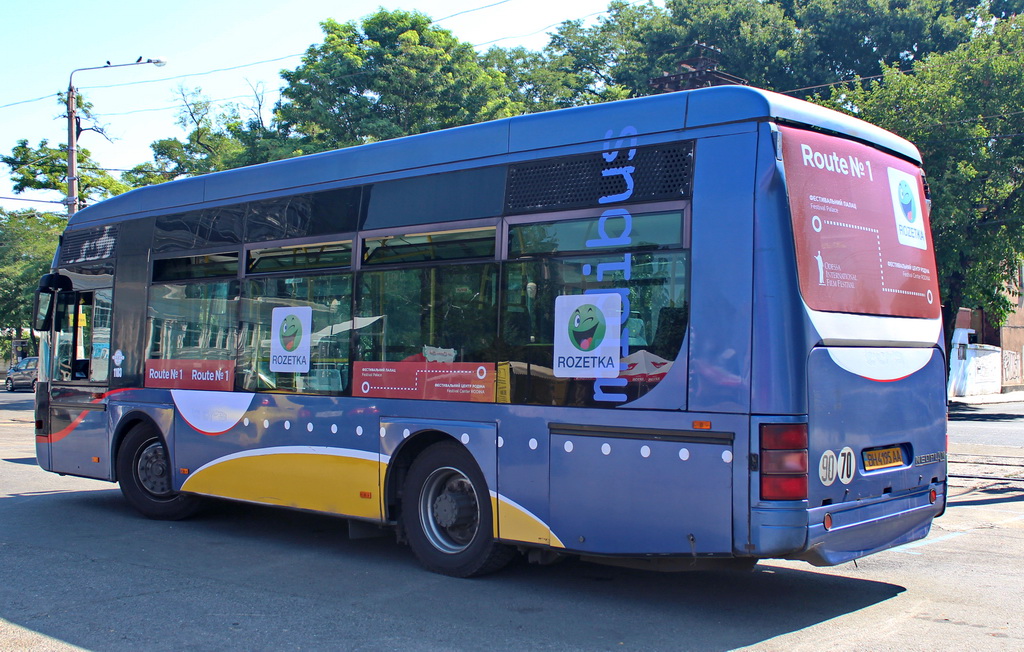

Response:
(568, 304), (607, 352)
(279, 313), (303, 352)
(897, 179), (917, 223)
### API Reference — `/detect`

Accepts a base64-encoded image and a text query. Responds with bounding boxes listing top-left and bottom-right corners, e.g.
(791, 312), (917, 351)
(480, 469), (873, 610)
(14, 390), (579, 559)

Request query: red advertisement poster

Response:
(145, 359), (236, 392)
(353, 361), (495, 402)
(781, 125), (941, 319)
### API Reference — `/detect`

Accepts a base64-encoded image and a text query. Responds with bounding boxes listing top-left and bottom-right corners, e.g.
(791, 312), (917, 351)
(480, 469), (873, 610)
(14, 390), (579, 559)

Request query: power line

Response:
(0, 93), (60, 110)
(0, 195), (64, 203)
(79, 53), (305, 92)
(472, 11), (609, 47)
(92, 92), (280, 118)
(435, 0), (513, 23)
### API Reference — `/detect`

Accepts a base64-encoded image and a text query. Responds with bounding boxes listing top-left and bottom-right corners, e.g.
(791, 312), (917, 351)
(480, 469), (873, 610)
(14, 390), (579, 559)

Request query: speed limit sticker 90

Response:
(819, 447), (856, 486)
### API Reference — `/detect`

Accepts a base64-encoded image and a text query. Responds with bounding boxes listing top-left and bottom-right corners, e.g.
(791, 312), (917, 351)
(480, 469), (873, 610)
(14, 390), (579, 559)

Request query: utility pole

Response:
(65, 58), (166, 215)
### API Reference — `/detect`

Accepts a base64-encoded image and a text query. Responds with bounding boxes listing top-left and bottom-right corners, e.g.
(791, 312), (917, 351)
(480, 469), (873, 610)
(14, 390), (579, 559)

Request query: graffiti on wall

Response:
(1003, 349), (1022, 385)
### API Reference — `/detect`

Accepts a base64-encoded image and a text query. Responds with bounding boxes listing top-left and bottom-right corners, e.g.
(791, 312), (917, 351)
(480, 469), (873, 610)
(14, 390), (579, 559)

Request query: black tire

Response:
(116, 423), (201, 520)
(401, 441), (515, 577)
(5, 378), (13, 392)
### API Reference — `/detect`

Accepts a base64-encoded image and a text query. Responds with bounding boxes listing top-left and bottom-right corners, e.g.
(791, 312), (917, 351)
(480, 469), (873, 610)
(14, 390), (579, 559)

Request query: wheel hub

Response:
(432, 490), (476, 528)
(419, 467), (481, 553)
(137, 441), (172, 497)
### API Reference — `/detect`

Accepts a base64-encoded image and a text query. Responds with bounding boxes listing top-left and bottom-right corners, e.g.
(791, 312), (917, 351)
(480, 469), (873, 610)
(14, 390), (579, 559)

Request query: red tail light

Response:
(760, 423), (808, 501)
(761, 423), (808, 449)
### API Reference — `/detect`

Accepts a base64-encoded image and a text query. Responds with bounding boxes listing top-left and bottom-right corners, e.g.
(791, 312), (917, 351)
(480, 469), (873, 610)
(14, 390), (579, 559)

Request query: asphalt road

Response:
(1, 393), (1022, 651)
(949, 400), (1024, 447)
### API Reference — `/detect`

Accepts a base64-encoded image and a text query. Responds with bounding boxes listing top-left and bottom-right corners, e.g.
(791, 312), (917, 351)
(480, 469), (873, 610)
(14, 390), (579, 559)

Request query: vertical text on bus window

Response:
(588, 126), (638, 403)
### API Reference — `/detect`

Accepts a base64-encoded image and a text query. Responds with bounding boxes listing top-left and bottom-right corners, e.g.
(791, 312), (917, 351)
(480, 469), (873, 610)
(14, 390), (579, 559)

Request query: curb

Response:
(949, 391), (1024, 405)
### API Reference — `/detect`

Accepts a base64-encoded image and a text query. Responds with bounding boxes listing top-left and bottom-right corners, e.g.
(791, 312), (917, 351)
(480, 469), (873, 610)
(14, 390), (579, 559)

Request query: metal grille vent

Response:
(59, 225), (119, 265)
(506, 142), (694, 214)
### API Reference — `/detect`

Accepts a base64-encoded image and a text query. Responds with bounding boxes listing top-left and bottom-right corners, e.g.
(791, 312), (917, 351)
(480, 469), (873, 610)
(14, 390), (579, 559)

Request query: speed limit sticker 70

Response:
(819, 447), (856, 486)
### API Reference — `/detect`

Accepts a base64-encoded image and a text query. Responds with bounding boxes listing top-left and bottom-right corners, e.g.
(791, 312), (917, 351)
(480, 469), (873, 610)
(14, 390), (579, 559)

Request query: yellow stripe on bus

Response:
(182, 451), (383, 520)
(495, 493), (565, 548)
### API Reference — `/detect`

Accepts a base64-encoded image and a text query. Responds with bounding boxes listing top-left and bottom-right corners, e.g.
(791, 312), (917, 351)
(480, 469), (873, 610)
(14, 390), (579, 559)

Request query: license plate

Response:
(863, 446), (905, 470)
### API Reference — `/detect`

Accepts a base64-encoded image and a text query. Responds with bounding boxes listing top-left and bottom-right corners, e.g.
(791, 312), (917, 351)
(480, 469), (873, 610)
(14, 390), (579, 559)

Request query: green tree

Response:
(1, 138), (130, 209)
(793, 0), (975, 87)
(128, 88), (245, 181)
(498, 0), (979, 100)
(663, 0), (806, 90)
(485, 1), (677, 108)
(0, 209), (65, 351)
(820, 16), (1024, 342)
(273, 9), (522, 152)
(1, 92), (138, 209)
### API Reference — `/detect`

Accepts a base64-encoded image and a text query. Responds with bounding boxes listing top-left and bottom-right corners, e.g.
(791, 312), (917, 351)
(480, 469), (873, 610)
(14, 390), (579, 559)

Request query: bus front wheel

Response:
(401, 441), (515, 577)
(116, 424), (201, 520)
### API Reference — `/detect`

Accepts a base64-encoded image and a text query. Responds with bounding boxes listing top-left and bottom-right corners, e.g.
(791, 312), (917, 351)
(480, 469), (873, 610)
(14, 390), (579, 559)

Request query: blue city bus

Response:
(32, 86), (947, 577)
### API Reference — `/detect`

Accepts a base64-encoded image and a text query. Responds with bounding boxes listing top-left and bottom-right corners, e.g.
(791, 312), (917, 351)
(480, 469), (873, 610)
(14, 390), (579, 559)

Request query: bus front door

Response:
(46, 288), (114, 480)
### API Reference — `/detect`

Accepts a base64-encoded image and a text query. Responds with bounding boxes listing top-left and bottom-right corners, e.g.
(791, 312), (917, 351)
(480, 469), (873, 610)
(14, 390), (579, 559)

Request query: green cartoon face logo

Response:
(898, 180), (916, 222)
(279, 314), (302, 352)
(568, 304), (606, 352)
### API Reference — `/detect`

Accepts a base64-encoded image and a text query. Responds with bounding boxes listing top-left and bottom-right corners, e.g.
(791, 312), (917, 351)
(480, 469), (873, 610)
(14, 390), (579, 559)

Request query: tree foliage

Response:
(1, 138), (130, 208)
(494, 0), (978, 99)
(1, 92), (133, 209)
(821, 15), (1024, 337)
(270, 10), (522, 154)
(125, 88), (246, 183)
(0, 209), (65, 344)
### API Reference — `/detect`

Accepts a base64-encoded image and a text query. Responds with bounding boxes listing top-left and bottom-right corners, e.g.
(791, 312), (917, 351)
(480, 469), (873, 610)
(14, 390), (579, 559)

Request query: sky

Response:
(1, 0), (662, 214)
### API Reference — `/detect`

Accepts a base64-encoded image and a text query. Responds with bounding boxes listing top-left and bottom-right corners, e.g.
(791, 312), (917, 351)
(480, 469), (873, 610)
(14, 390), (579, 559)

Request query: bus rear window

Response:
(780, 126), (940, 319)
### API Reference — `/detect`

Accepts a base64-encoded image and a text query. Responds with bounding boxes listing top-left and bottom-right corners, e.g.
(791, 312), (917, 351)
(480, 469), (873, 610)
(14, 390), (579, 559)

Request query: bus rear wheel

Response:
(401, 441), (515, 577)
(116, 424), (201, 520)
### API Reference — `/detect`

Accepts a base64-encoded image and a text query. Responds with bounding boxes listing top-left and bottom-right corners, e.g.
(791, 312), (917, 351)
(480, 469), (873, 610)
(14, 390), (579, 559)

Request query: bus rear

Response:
(749, 123), (946, 565)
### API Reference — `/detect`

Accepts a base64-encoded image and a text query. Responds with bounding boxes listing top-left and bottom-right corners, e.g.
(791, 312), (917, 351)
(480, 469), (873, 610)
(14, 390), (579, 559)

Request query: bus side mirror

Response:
(32, 291), (54, 332)
(33, 274), (72, 331)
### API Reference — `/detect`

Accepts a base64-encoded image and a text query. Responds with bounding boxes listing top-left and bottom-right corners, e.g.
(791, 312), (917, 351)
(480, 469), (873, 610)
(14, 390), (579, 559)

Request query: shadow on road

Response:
(0, 487), (905, 651)
(948, 403), (1022, 422)
(949, 483), (1024, 508)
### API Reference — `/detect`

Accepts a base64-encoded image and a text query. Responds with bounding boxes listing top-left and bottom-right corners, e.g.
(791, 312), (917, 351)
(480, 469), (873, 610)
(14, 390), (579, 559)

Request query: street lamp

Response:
(66, 57), (167, 215)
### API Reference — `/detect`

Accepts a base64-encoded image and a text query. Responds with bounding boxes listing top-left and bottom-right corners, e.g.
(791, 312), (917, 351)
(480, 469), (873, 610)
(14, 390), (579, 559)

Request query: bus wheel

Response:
(116, 424), (201, 520)
(401, 441), (515, 577)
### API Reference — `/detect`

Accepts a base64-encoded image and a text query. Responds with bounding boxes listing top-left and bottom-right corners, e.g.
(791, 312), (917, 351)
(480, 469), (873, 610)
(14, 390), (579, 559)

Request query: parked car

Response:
(6, 356), (38, 392)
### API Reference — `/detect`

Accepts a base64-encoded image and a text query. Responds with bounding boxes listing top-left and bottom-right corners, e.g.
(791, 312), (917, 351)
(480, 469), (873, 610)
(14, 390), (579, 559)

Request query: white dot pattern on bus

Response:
(284, 421), (291, 430)
(461, 433), (470, 444)
(529, 438), (538, 450)
(497, 436), (504, 448)
(263, 420), (270, 428)
(307, 423), (314, 432)
(356, 425), (363, 436)
(403, 428), (410, 439)
(243, 418), (249, 427)
(379, 427), (386, 438)
(545, 440), (722, 463)
(331, 424), (338, 434)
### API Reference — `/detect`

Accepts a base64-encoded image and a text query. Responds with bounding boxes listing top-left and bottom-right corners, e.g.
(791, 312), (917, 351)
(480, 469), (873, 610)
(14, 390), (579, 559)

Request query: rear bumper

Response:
(750, 481), (946, 566)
